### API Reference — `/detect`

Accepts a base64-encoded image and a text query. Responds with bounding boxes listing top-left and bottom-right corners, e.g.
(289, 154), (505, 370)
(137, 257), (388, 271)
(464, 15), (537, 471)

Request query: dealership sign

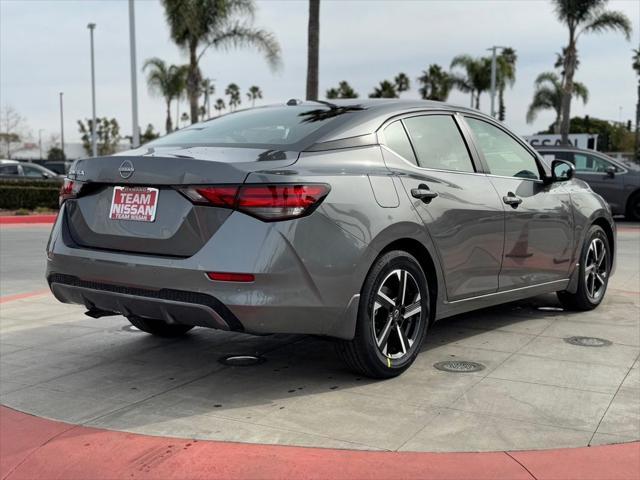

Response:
(523, 134), (598, 150)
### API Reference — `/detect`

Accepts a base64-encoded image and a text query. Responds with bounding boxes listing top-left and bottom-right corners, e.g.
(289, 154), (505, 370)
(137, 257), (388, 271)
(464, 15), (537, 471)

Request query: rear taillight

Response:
(59, 179), (84, 206)
(180, 184), (330, 221)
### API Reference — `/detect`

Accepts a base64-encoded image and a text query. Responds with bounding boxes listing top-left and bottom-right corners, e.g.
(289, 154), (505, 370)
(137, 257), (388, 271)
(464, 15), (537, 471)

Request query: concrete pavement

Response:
(0, 223), (638, 454)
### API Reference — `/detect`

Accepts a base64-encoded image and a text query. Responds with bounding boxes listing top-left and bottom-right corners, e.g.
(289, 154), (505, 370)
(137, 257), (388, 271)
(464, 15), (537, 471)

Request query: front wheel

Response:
(557, 225), (611, 311)
(127, 316), (194, 337)
(625, 192), (640, 221)
(336, 251), (429, 379)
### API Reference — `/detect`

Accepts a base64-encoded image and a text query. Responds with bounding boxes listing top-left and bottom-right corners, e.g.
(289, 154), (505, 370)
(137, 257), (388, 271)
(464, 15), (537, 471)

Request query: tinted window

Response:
(383, 121), (417, 165)
(0, 165), (19, 175)
(22, 165), (46, 177)
(149, 105), (361, 148)
(466, 118), (540, 180)
(403, 116), (474, 172)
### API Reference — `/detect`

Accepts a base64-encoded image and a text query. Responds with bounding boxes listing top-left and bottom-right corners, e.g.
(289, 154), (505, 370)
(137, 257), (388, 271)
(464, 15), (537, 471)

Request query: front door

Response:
(464, 116), (574, 290)
(380, 114), (505, 301)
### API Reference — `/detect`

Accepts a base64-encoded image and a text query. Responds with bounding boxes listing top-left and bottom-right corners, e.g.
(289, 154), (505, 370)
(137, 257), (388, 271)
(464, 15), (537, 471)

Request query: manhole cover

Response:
(434, 360), (485, 373)
(121, 325), (141, 333)
(564, 336), (612, 347)
(219, 355), (266, 367)
(537, 306), (564, 312)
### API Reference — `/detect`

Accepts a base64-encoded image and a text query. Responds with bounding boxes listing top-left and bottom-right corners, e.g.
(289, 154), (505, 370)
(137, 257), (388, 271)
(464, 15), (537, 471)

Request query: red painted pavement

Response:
(1, 406), (638, 480)
(0, 290), (50, 304)
(0, 214), (57, 225)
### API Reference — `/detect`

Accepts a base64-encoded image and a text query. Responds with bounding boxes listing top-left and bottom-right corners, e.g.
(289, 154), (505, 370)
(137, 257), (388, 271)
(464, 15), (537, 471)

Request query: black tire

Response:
(625, 192), (640, 221)
(336, 251), (430, 379)
(557, 225), (611, 311)
(127, 316), (194, 337)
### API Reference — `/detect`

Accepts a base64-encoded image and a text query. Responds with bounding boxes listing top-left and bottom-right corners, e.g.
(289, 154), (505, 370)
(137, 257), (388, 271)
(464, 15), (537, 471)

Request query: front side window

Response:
(466, 117), (540, 180)
(573, 153), (620, 173)
(22, 165), (46, 177)
(403, 115), (474, 172)
(382, 121), (417, 165)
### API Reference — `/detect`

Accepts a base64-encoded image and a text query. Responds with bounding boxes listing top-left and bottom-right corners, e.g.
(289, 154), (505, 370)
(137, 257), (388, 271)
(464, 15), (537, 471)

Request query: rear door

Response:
(380, 113), (504, 301)
(463, 116), (574, 290)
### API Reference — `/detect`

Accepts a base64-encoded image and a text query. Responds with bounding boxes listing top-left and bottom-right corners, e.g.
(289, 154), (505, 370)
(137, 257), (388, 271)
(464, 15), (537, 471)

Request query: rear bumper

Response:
(48, 273), (241, 331)
(45, 205), (364, 339)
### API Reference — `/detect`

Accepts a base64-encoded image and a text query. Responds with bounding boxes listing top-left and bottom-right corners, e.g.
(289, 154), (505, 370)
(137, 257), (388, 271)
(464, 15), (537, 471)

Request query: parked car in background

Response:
(47, 100), (616, 378)
(0, 160), (63, 181)
(536, 147), (640, 220)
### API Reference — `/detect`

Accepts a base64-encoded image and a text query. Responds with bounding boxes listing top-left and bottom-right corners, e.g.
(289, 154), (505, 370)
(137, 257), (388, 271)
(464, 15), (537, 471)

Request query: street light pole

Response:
(88, 23), (97, 157)
(128, 0), (140, 148)
(487, 46), (506, 118)
(59, 92), (65, 159)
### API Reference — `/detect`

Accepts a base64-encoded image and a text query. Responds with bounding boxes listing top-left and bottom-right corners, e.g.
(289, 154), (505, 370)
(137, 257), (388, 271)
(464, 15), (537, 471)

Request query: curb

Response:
(1, 406), (638, 480)
(0, 214), (57, 225)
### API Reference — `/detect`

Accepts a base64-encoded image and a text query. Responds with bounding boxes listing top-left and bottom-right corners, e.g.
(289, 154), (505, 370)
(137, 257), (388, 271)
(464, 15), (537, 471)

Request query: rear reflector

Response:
(207, 272), (255, 282)
(180, 184), (329, 221)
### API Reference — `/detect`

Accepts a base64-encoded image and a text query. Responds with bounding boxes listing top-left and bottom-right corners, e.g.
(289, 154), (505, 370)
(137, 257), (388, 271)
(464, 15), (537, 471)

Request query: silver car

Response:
(47, 100), (616, 378)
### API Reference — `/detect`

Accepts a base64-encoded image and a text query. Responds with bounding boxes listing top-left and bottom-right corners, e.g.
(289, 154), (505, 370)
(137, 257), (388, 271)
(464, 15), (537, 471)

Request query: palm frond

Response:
(580, 10), (632, 40)
(207, 22), (282, 70)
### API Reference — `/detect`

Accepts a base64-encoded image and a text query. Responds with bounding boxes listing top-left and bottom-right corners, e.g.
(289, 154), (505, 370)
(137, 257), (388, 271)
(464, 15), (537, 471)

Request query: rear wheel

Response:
(557, 225), (611, 311)
(336, 251), (429, 379)
(127, 316), (194, 337)
(625, 192), (640, 221)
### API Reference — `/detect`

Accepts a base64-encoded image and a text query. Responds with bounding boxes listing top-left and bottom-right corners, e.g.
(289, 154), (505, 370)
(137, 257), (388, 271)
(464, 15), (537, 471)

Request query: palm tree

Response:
(450, 55), (491, 109)
(306, 0), (320, 100)
(417, 64), (452, 101)
(225, 83), (241, 111)
(496, 48), (517, 121)
(369, 80), (398, 98)
(526, 71), (588, 134)
(551, 0), (631, 145)
(214, 98), (226, 116)
(161, 0), (281, 124)
(143, 57), (188, 134)
(326, 81), (358, 99)
(246, 85), (262, 107)
(394, 73), (410, 95)
(200, 78), (215, 119)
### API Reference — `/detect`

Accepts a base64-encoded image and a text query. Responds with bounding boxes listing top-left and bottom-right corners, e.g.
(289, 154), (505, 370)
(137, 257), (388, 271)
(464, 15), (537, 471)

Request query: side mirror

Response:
(605, 166), (616, 178)
(551, 159), (575, 182)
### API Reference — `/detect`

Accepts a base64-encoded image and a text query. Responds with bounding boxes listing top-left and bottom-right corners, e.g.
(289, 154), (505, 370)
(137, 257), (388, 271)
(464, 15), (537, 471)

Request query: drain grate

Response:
(564, 336), (612, 347)
(121, 325), (141, 333)
(434, 360), (485, 373)
(219, 355), (266, 367)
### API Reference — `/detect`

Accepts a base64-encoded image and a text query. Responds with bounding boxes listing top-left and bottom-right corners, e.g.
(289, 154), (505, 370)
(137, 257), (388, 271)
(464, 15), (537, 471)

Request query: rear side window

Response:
(466, 117), (540, 180)
(573, 153), (620, 173)
(0, 165), (19, 175)
(382, 121), (417, 165)
(148, 105), (360, 149)
(403, 115), (474, 172)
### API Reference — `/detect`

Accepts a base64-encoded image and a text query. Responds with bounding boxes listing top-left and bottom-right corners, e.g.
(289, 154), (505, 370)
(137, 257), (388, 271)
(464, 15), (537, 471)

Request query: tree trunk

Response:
(306, 0), (320, 100)
(635, 80), (639, 162)
(165, 100), (173, 134)
(475, 92), (480, 110)
(498, 88), (505, 121)
(553, 110), (561, 134)
(560, 35), (577, 146)
(187, 43), (200, 124)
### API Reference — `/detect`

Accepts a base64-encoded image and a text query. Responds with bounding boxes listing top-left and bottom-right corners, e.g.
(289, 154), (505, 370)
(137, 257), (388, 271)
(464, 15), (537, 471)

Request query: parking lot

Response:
(1, 222), (638, 455)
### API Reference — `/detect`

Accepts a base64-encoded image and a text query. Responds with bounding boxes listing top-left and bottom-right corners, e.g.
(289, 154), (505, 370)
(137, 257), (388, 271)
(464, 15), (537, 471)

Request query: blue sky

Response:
(1, 0), (638, 143)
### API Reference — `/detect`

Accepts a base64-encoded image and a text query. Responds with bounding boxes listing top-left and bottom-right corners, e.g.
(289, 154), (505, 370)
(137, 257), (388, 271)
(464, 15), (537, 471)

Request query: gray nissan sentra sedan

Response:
(46, 99), (615, 378)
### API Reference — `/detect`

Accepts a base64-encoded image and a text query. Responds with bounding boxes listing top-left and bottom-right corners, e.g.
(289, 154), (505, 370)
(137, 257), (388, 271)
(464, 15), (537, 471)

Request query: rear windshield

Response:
(148, 105), (362, 149)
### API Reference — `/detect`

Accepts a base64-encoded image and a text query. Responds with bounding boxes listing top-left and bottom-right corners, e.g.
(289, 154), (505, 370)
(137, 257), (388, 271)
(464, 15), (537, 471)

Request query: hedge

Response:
(0, 179), (61, 210)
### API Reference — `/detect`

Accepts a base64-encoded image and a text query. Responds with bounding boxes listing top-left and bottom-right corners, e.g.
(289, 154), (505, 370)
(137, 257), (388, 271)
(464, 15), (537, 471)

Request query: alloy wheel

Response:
(372, 269), (423, 359)
(584, 237), (608, 301)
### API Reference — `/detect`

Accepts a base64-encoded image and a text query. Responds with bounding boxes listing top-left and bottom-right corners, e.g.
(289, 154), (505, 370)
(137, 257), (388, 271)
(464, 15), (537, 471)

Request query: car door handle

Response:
(411, 185), (438, 203)
(502, 193), (523, 207)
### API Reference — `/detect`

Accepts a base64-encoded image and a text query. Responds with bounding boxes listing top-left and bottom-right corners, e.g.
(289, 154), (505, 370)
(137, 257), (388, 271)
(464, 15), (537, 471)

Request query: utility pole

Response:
(487, 46), (506, 118)
(38, 129), (44, 160)
(128, 0), (140, 148)
(59, 92), (65, 158)
(88, 22), (97, 157)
